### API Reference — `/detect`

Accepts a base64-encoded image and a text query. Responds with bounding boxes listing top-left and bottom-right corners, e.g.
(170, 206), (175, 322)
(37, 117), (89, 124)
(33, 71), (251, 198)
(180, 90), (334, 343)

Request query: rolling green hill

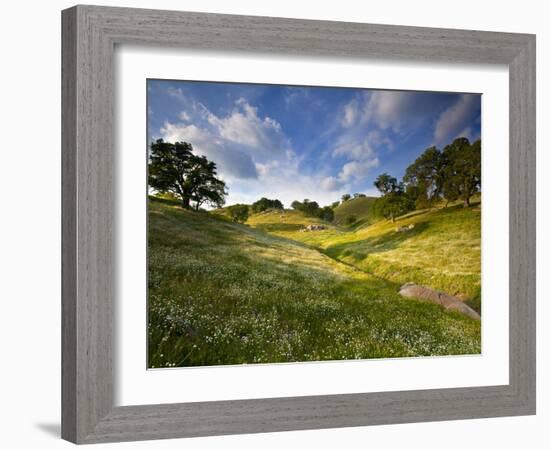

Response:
(246, 208), (347, 247)
(148, 197), (480, 368)
(326, 204), (481, 311)
(333, 196), (377, 228)
(245, 200), (481, 313)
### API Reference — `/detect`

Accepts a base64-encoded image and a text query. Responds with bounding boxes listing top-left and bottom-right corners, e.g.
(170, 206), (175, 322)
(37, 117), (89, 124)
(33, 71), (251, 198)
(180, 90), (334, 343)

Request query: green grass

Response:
(148, 197), (481, 368)
(333, 196), (377, 228)
(247, 209), (337, 237)
(253, 201), (482, 313)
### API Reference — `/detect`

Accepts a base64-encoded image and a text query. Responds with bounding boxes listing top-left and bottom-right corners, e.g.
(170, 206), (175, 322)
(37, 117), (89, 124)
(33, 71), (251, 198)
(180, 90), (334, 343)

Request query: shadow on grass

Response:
(254, 223), (305, 233)
(324, 221), (429, 261)
(342, 217), (372, 232)
(398, 208), (432, 220)
(150, 199), (320, 254)
(149, 195), (181, 207)
(438, 201), (481, 214)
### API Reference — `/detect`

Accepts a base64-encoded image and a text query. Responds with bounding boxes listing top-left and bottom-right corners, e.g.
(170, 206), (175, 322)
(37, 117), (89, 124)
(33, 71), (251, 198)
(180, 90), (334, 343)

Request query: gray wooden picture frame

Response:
(61, 5), (536, 444)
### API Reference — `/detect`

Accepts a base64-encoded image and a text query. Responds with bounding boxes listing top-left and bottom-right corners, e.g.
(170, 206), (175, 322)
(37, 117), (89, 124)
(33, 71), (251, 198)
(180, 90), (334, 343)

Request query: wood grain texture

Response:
(61, 7), (77, 443)
(508, 36), (536, 409)
(61, 5), (536, 444)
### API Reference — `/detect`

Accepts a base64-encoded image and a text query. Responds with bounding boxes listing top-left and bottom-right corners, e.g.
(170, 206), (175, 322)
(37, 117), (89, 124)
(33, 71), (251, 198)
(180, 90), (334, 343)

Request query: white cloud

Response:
(333, 136), (376, 160)
(330, 127), (381, 186)
(367, 130), (395, 152)
(159, 122), (258, 180)
(341, 99), (359, 128)
(340, 90), (446, 136)
(159, 98), (293, 182)
(362, 91), (419, 132)
(458, 126), (472, 140)
(227, 155), (346, 208)
(434, 94), (480, 144)
(158, 88), (409, 207)
(205, 99), (288, 159)
(166, 86), (187, 102)
(179, 111), (191, 121)
(321, 176), (339, 191)
(160, 122), (210, 145)
(366, 130), (382, 145)
(331, 93), (408, 186)
(157, 98), (347, 206)
(338, 159), (380, 183)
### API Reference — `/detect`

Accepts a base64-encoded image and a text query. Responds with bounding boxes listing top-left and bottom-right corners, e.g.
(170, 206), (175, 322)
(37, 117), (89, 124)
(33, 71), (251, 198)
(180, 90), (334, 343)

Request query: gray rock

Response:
(302, 224), (327, 232)
(399, 283), (480, 320)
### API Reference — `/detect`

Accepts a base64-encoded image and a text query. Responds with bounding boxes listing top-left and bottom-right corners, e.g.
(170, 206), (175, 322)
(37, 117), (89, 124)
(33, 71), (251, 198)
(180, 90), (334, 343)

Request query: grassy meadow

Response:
(148, 196), (481, 368)
(250, 197), (482, 313)
(333, 196), (377, 228)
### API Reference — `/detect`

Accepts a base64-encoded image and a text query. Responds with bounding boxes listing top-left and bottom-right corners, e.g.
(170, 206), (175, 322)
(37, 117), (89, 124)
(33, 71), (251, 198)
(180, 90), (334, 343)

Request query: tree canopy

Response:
(318, 206), (335, 222)
(370, 137), (481, 222)
(291, 199), (335, 222)
(403, 146), (444, 209)
(371, 192), (414, 223)
(373, 173), (413, 222)
(341, 194), (351, 202)
(251, 197), (284, 213)
(373, 173), (399, 195)
(291, 199), (320, 216)
(227, 204), (249, 223)
(148, 139), (227, 210)
(402, 138), (481, 208)
(441, 138), (481, 207)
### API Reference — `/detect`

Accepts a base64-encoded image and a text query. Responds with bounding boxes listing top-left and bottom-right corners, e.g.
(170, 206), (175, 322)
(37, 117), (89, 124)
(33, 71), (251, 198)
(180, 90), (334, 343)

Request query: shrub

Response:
(227, 204), (249, 223)
(319, 206), (335, 222)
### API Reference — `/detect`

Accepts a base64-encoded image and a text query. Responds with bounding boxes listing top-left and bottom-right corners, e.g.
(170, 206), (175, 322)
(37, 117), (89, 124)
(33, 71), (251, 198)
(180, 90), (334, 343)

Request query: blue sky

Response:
(148, 79), (481, 208)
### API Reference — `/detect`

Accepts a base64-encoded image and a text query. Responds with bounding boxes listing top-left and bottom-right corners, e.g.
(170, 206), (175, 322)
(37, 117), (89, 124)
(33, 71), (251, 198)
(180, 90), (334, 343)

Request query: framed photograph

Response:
(62, 5), (536, 444)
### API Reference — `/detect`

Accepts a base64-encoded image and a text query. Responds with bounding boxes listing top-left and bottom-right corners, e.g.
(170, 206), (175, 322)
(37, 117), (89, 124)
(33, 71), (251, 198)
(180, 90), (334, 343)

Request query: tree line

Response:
(340, 192), (367, 203)
(290, 199), (335, 222)
(228, 197), (336, 224)
(226, 198), (284, 223)
(148, 136), (480, 226)
(371, 137), (481, 222)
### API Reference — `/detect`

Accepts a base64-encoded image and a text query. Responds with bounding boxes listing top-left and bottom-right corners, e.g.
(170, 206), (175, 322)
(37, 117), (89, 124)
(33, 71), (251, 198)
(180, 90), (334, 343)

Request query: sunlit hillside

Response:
(148, 197), (481, 368)
(333, 196), (377, 228)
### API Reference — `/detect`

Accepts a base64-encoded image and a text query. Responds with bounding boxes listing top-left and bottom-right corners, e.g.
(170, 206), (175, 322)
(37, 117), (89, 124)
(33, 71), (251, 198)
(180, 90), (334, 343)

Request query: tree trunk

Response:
(391, 214), (395, 223)
(181, 196), (190, 209)
(463, 196), (470, 208)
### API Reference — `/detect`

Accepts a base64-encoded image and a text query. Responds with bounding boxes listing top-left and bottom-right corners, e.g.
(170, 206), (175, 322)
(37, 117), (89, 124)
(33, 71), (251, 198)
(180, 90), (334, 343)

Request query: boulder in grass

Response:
(395, 223), (415, 233)
(399, 283), (480, 320)
(302, 224), (328, 232)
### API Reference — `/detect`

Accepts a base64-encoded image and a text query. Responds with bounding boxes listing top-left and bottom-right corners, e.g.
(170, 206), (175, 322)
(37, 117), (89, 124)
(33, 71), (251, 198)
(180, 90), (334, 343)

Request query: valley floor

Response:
(148, 197), (481, 368)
